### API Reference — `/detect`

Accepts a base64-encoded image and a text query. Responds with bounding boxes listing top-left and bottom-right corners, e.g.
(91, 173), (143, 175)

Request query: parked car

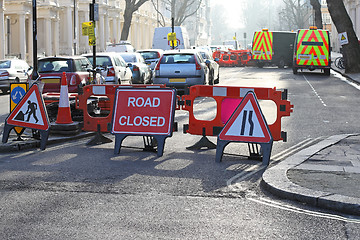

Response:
(106, 41), (135, 53)
(82, 52), (132, 84)
(136, 49), (164, 71)
(37, 56), (91, 93)
(198, 50), (220, 85)
(117, 52), (152, 84)
(0, 59), (32, 93)
(153, 49), (209, 91)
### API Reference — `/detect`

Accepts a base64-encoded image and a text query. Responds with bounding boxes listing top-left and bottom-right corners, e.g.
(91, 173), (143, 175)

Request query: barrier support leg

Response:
(259, 141), (273, 166)
(154, 136), (167, 157)
(87, 124), (113, 146)
(186, 127), (217, 150)
(2, 123), (13, 144)
(215, 139), (229, 163)
(114, 134), (127, 154)
(143, 136), (157, 152)
(248, 143), (262, 161)
(39, 130), (50, 150)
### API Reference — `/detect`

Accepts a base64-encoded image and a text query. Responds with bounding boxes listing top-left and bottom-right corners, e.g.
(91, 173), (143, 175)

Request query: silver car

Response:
(153, 50), (209, 91)
(0, 59), (32, 93)
(82, 52), (132, 84)
(137, 49), (164, 70)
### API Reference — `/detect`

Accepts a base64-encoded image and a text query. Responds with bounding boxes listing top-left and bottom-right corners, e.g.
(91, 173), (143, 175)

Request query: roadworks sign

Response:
(6, 84), (49, 131)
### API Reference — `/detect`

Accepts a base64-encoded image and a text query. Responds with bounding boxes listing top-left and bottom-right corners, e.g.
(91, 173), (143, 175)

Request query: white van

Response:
(152, 26), (190, 50)
(105, 43), (135, 53)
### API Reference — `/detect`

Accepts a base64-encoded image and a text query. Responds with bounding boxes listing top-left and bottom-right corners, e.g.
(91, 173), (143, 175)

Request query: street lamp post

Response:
(32, 0), (38, 80)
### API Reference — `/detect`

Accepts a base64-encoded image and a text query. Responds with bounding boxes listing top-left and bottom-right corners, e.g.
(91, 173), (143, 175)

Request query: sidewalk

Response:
(262, 54), (360, 216)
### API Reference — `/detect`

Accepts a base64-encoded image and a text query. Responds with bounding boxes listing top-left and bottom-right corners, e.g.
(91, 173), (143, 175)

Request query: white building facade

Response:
(0, 0), (212, 65)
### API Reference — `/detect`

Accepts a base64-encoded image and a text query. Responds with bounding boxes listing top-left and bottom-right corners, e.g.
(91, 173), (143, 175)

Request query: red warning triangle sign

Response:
(6, 84), (49, 131)
(219, 91), (272, 143)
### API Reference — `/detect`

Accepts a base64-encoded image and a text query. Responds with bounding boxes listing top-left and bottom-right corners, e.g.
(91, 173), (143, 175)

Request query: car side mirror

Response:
(127, 63), (132, 68)
(205, 59), (211, 65)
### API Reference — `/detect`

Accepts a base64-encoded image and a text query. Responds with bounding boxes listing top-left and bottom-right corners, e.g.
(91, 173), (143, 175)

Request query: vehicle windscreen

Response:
(160, 54), (195, 64)
(86, 56), (113, 68)
(0, 60), (11, 69)
(301, 41), (323, 46)
(120, 54), (137, 63)
(38, 59), (72, 73)
(139, 52), (159, 60)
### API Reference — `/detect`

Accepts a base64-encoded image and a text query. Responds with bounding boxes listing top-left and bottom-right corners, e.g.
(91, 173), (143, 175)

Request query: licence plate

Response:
(169, 78), (186, 83)
(42, 78), (60, 83)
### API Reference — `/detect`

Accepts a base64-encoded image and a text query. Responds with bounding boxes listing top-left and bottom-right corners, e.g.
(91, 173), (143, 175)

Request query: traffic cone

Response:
(55, 72), (73, 124)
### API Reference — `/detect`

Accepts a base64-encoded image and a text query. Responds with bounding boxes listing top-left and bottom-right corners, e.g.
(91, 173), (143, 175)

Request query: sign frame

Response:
(2, 83), (50, 150)
(111, 87), (177, 157)
(216, 91), (273, 165)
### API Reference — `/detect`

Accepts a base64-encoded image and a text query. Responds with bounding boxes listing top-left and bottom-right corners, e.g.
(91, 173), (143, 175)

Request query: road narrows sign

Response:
(219, 91), (271, 143)
(216, 91), (273, 165)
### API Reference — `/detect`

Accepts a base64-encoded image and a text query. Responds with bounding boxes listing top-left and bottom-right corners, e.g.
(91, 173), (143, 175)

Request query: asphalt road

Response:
(0, 67), (360, 239)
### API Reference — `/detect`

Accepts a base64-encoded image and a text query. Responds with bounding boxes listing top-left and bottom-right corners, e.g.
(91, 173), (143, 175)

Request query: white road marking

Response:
(303, 75), (327, 107)
(226, 137), (323, 190)
(226, 162), (266, 191)
(271, 137), (323, 162)
(332, 70), (360, 91)
(249, 197), (360, 223)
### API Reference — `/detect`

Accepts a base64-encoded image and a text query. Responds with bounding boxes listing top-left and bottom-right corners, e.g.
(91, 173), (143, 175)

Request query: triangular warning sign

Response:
(6, 84), (49, 131)
(341, 34), (346, 41)
(219, 91), (272, 143)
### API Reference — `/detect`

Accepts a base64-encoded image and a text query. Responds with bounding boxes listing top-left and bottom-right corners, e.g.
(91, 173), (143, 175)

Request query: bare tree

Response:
(151, 0), (203, 26)
(309, 0), (322, 29)
(327, 0), (360, 73)
(121, 0), (149, 41)
(280, 0), (309, 30)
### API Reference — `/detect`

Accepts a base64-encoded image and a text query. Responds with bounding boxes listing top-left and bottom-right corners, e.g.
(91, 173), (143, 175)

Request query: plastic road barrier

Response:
(181, 85), (293, 142)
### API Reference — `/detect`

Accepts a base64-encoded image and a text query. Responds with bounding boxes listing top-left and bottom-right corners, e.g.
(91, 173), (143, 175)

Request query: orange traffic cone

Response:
(55, 72), (73, 124)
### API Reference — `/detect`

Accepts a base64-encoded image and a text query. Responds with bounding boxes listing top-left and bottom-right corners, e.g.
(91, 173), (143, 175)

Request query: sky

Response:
(210, 0), (246, 29)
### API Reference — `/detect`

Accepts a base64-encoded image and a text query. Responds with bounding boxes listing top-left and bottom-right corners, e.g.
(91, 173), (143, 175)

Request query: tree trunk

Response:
(121, 8), (133, 40)
(310, 0), (322, 29)
(327, 0), (360, 73)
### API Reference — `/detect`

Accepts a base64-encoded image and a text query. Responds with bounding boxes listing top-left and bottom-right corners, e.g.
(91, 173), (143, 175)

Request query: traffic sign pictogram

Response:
(6, 84), (49, 131)
(219, 91), (272, 143)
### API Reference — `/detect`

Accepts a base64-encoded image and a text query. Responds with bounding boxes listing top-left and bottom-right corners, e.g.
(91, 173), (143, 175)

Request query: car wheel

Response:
(292, 67), (298, 75)
(324, 68), (330, 76)
(15, 77), (20, 83)
(257, 62), (265, 68)
(117, 78), (121, 85)
(129, 77), (133, 84)
(0, 88), (8, 94)
(209, 70), (214, 85)
(215, 72), (220, 84)
(278, 59), (285, 69)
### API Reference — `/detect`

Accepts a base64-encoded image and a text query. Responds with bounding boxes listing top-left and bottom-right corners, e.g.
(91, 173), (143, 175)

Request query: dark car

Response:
(0, 59), (32, 93)
(117, 52), (152, 84)
(36, 56), (91, 93)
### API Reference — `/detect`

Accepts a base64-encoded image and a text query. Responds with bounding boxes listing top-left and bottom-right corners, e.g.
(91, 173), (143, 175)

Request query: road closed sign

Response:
(111, 88), (176, 136)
